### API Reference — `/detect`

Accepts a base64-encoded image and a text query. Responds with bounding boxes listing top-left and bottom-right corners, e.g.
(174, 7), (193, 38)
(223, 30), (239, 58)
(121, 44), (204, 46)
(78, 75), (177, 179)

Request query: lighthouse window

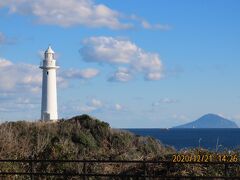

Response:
(47, 71), (49, 75)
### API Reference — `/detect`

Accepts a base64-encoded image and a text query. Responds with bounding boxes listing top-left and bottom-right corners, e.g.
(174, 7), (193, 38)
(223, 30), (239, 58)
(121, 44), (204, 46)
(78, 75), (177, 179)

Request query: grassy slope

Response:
(0, 114), (174, 160)
(0, 114), (239, 178)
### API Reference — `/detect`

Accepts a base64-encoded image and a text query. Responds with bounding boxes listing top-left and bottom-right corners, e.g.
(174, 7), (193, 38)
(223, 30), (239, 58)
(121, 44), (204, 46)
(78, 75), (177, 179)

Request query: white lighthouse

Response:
(40, 46), (59, 121)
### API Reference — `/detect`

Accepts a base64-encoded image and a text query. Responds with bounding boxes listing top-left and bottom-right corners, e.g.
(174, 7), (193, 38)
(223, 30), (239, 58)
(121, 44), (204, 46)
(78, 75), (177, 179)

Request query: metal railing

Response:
(0, 159), (240, 179)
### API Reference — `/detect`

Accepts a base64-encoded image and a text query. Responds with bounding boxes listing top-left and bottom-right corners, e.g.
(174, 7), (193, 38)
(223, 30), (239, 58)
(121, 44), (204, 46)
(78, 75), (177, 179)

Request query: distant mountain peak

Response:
(200, 113), (224, 119)
(173, 113), (238, 128)
(202, 113), (221, 117)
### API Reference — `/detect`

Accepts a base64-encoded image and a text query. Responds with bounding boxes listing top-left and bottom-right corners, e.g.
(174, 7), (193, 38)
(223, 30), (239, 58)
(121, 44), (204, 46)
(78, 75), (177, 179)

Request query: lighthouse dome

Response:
(45, 46), (54, 54)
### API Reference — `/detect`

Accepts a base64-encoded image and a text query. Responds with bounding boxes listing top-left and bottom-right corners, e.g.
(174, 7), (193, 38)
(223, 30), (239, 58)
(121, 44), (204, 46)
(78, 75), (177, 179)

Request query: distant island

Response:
(173, 113), (239, 128)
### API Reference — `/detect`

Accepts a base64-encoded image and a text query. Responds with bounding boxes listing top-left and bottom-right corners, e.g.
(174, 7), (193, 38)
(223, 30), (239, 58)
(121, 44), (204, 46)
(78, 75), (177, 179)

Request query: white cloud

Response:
(80, 36), (164, 81)
(152, 98), (178, 106)
(78, 98), (103, 113)
(72, 98), (124, 114)
(108, 67), (132, 82)
(78, 106), (96, 113)
(80, 37), (137, 64)
(0, 58), (13, 67)
(141, 20), (152, 29)
(0, 58), (70, 93)
(160, 98), (178, 104)
(0, 59), (42, 93)
(0, 1), (172, 30)
(15, 97), (39, 105)
(130, 15), (171, 31)
(0, 57), (98, 94)
(0, 92), (40, 113)
(145, 72), (163, 80)
(56, 76), (68, 88)
(115, 103), (122, 111)
(89, 98), (102, 108)
(0, 0), (131, 29)
(141, 20), (171, 30)
(63, 68), (99, 79)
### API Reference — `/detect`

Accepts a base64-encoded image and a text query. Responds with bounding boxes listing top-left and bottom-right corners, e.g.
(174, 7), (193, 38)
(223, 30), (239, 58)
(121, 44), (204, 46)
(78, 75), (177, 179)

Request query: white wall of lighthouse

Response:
(40, 46), (59, 121)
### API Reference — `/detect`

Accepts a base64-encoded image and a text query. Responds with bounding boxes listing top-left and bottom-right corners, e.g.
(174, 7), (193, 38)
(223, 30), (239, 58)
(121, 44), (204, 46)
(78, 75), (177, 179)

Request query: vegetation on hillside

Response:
(0, 114), (239, 179)
(0, 114), (174, 179)
(0, 115), (173, 160)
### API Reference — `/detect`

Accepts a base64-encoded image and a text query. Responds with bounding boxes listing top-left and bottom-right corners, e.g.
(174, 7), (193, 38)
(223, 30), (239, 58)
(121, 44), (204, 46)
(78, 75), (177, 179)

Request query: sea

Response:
(126, 128), (240, 151)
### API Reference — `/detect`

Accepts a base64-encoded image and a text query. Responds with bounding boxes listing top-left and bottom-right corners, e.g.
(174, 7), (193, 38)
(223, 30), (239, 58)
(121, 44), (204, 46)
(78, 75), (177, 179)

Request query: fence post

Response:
(224, 163), (229, 177)
(83, 160), (87, 180)
(29, 156), (34, 180)
(143, 159), (148, 180)
(165, 161), (170, 180)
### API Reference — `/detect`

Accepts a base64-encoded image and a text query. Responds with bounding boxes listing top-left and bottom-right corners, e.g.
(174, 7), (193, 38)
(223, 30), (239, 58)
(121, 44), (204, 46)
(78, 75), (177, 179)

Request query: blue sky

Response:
(0, 0), (240, 128)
